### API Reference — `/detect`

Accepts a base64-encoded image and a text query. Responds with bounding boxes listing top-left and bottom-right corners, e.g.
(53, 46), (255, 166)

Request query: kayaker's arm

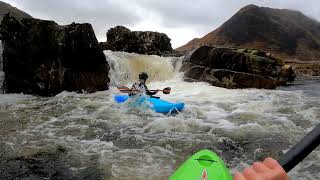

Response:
(146, 90), (158, 96)
(234, 157), (289, 180)
(145, 84), (158, 96)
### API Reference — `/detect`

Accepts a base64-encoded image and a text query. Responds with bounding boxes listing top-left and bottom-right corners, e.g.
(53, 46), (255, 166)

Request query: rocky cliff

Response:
(0, 14), (110, 96)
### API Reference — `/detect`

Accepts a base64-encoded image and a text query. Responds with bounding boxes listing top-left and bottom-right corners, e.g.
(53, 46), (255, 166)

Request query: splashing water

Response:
(0, 51), (319, 179)
(105, 50), (182, 86)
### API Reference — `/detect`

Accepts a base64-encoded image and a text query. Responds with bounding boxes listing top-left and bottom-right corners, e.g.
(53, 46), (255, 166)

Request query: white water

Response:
(0, 51), (319, 179)
(105, 50), (182, 86)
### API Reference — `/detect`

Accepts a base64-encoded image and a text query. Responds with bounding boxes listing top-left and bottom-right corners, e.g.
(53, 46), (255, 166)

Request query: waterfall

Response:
(104, 50), (183, 86)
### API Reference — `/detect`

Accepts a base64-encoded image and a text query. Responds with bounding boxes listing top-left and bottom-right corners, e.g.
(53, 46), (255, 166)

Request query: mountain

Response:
(0, 1), (32, 22)
(176, 4), (320, 61)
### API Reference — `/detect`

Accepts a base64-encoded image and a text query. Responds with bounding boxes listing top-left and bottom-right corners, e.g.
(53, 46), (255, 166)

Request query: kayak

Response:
(170, 150), (232, 180)
(114, 95), (184, 113)
(170, 123), (320, 179)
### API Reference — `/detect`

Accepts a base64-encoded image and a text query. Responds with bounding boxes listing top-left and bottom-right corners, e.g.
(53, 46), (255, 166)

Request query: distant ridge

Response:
(0, 1), (32, 22)
(177, 4), (320, 61)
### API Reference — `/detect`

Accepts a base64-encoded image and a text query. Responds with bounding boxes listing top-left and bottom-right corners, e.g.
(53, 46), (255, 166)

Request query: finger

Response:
(234, 171), (247, 180)
(264, 158), (289, 180)
(243, 167), (259, 180)
(252, 162), (270, 173)
(263, 158), (283, 170)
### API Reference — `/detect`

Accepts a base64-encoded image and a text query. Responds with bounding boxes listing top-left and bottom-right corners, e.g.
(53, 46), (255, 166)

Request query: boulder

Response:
(180, 46), (295, 89)
(0, 147), (105, 179)
(0, 14), (110, 96)
(101, 26), (174, 56)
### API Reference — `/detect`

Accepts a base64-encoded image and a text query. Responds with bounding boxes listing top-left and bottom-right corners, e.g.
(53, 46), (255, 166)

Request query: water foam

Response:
(105, 50), (182, 86)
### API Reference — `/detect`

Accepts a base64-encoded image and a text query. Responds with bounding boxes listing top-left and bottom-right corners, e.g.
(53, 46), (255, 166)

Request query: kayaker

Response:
(234, 157), (289, 180)
(129, 72), (159, 96)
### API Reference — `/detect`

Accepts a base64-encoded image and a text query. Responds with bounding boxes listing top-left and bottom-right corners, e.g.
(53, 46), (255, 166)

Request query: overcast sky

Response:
(3, 0), (320, 48)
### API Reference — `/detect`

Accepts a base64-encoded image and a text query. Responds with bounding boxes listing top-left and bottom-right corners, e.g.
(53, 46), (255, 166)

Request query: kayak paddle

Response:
(150, 87), (171, 94)
(170, 122), (320, 179)
(279, 123), (320, 172)
(116, 85), (132, 93)
(117, 86), (171, 94)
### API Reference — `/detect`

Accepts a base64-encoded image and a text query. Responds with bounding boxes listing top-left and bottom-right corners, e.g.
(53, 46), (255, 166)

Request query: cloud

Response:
(2, 0), (320, 48)
(4, 0), (144, 42)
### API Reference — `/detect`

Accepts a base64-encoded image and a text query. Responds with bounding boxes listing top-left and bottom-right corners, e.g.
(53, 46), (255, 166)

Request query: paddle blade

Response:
(162, 87), (171, 94)
(117, 86), (132, 93)
(149, 96), (160, 99)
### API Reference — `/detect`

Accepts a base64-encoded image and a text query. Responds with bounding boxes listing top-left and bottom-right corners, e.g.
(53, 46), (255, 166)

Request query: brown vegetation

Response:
(177, 4), (320, 62)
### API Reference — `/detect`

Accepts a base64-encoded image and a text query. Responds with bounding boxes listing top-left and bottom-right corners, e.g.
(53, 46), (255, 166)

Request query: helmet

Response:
(139, 72), (148, 80)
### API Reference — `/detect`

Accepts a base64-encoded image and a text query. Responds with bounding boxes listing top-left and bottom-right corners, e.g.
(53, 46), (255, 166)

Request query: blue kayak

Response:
(114, 95), (184, 113)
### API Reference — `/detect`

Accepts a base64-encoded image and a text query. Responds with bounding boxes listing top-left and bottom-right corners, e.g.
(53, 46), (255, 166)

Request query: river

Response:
(0, 50), (319, 179)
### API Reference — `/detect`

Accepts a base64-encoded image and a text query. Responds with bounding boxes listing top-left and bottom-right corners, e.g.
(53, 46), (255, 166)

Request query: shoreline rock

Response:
(286, 61), (320, 78)
(0, 147), (106, 180)
(180, 46), (295, 89)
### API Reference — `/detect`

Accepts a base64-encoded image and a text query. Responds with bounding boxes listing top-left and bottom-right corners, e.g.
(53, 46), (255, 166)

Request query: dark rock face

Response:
(0, 150), (74, 179)
(0, 1), (32, 92)
(0, 40), (4, 92)
(101, 26), (174, 56)
(180, 46), (295, 89)
(0, 147), (105, 180)
(0, 14), (110, 96)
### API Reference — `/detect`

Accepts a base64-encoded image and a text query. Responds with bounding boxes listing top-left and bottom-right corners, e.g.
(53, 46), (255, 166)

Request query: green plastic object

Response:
(170, 150), (232, 180)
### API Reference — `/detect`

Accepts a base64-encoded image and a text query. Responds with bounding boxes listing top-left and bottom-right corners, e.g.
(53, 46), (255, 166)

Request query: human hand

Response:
(234, 158), (289, 180)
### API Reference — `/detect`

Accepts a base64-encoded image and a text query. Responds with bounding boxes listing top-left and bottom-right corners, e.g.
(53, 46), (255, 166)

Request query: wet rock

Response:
(180, 46), (295, 89)
(279, 65), (295, 83)
(101, 25), (176, 56)
(0, 14), (110, 96)
(0, 148), (74, 179)
(202, 69), (278, 89)
(0, 147), (106, 180)
(288, 61), (320, 78)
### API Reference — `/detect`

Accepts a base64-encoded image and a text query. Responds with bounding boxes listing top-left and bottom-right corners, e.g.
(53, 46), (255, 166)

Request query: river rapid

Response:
(0, 51), (319, 179)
